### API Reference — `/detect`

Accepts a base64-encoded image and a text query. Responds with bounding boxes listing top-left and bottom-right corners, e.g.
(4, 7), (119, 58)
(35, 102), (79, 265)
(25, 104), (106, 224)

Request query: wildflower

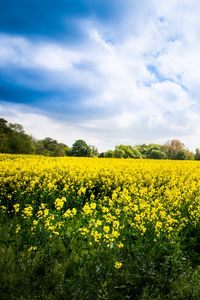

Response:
(16, 224), (21, 233)
(0, 205), (6, 212)
(22, 205), (33, 218)
(117, 242), (124, 248)
(103, 226), (110, 233)
(13, 203), (20, 213)
(55, 197), (66, 210)
(95, 219), (102, 227)
(114, 261), (123, 269)
(111, 230), (120, 238)
(33, 220), (38, 226)
(63, 209), (72, 218)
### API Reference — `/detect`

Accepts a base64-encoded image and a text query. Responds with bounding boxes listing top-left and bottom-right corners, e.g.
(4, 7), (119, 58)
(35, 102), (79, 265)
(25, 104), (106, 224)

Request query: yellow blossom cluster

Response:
(0, 154), (200, 261)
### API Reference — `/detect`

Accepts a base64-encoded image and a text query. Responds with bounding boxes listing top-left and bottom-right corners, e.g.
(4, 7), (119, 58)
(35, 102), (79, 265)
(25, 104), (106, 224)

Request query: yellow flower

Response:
(33, 220), (38, 226)
(117, 242), (124, 248)
(102, 207), (109, 213)
(63, 207), (76, 218)
(111, 230), (120, 238)
(90, 202), (96, 210)
(63, 209), (71, 218)
(82, 203), (95, 215)
(55, 197), (66, 210)
(114, 261), (123, 269)
(16, 224), (21, 233)
(77, 186), (86, 196)
(22, 205), (33, 218)
(91, 230), (102, 243)
(79, 227), (89, 235)
(103, 226), (110, 233)
(115, 209), (121, 215)
(95, 219), (102, 227)
(72, 208), (77, 215)
(113, 220), (120, 228)
(13, 203), (20, 213)
(0, 205), (6, 212)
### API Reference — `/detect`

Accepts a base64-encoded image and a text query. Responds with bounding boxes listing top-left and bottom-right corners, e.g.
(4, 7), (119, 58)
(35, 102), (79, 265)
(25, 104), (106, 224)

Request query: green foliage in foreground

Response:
(0, 214), (200, 299)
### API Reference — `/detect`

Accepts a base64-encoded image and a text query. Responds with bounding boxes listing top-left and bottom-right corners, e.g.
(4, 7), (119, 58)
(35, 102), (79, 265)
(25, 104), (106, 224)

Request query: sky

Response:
(0, 0), (200, 151)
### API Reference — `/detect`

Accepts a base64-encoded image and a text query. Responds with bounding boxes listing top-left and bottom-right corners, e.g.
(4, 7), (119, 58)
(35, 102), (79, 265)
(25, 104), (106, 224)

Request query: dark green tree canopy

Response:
(34, 137), (69, 156)
(70, 139), (91, 157)
(104, 150), (114, 158)
(194, 148), (200, 160)
(0, 118), (10, 153)
(0, 118), (34, 154)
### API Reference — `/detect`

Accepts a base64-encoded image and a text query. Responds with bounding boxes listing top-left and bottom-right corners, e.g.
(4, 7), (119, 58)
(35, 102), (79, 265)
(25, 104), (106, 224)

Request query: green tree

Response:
(135, 144), (149, 158)
(34, 140), (49, 156)
(114, 145), (135, 158)
(104, 150), (114, 158)
(0, 118), (10, 153)
(148, 149), (167, 159)
(114, 145), (142, 159)
(9, 132), (35, 154)
(35, 138), (68, 156)
(90, 145), (99, 157)
(9, 123), (25, 134)
(114, 148), (125, 158)
(98, 152), (105, 158)
(194, 148), (200, 160)
(5, 122), (35, 154)
(131, 147), (142, 158)
(70, 139), (91, 157)
(135, 144), (162, 159)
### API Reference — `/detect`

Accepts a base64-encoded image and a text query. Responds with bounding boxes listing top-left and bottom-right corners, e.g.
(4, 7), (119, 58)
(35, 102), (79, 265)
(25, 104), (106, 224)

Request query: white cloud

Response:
(0, 35), (82, 71)
(1, 0), (200, 150)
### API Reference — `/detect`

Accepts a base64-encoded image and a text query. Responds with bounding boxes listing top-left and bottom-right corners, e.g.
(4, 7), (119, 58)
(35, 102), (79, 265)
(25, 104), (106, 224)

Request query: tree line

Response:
(1, 117), (200, 160)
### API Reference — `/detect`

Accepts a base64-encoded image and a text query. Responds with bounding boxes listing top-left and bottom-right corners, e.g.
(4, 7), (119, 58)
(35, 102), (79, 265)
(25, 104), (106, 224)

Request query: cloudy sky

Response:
(0, 0), (200, 151)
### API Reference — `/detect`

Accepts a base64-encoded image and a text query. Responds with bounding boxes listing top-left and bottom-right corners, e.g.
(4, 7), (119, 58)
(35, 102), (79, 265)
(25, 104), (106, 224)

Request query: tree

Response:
(162, 139), (190, 160)
(135, 144), (163, 159)
(184, 149), (194, 160)
(114, 148), (125, 158)
(9, 123), (25, 134)
(35, 137), (69, 156)
(70, 139), (91, 157)
(104, 150), (114, 158)
(0, 118), (11, 152)
(131, 147), (142, 158)
(114, 145), (131, 158)
(3, 121), (35, 154)
(90, 145), (99, 157)
(0, 118), (10, 132)
(141, 144), (167, 159)
(34, 140), (49, 156)
(135, 144), (149, 158)
(0, 118), (10, 153)
(9, 131), (35, 154)
(98, 152), (105, 158)
(194, 148), (200, 160)
(114, 145), (140, 158)
(149, 149), (167, 159)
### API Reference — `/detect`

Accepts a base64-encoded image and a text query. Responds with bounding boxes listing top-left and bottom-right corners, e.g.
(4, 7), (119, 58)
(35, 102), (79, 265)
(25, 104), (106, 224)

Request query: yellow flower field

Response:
(1, 154), (200, 239)
(0, 154), (200, 299)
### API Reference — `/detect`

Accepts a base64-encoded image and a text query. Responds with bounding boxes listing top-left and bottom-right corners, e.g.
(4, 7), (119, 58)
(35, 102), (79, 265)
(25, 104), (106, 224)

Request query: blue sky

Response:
(0, 0), (200, 151)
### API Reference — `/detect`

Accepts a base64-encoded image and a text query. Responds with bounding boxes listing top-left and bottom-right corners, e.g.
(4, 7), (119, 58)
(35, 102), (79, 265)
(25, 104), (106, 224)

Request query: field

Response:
(0, 154), (200, 299)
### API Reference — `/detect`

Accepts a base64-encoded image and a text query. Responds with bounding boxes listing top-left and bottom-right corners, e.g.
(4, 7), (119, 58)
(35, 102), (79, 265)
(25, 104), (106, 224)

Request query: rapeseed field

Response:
(0, 154), (200, 299)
